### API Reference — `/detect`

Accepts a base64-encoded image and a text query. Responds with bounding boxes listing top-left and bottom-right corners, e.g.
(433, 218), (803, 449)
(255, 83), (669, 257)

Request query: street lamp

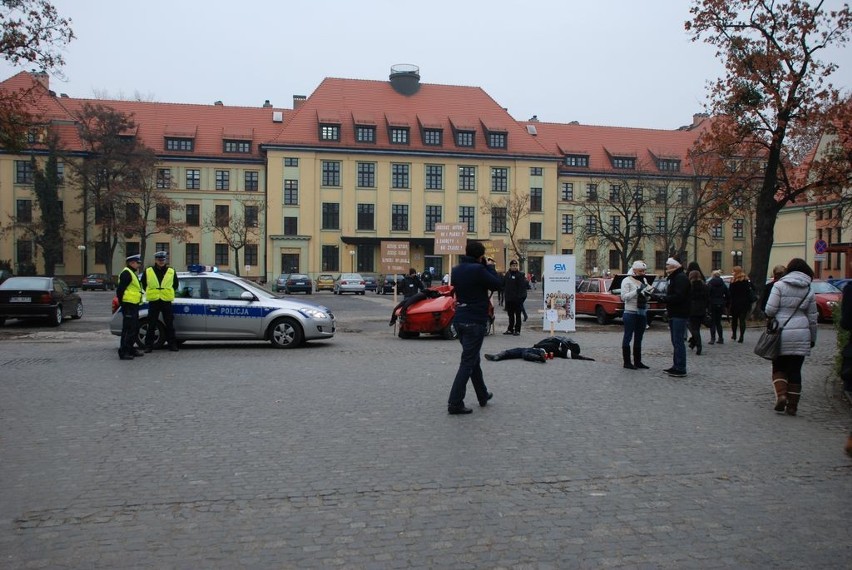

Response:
(77, 245), (87, 277)
(730, 250), (742, 268)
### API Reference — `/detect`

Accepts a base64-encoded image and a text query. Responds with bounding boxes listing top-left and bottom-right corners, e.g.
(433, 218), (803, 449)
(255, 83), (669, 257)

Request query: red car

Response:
(394, 285), (494, 339)
(810, 280), (842, 322)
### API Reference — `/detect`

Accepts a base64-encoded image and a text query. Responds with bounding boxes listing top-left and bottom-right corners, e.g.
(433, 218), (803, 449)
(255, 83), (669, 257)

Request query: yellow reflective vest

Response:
(120, 267), (143, 304)
(145, 266), (176, 302)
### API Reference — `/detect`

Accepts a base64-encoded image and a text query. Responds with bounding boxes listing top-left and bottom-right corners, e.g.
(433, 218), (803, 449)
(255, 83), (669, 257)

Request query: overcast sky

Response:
(2, 0), (850, 130)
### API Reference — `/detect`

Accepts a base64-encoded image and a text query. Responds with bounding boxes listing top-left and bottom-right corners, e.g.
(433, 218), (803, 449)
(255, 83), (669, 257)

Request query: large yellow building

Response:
(0, 66), (759, 282)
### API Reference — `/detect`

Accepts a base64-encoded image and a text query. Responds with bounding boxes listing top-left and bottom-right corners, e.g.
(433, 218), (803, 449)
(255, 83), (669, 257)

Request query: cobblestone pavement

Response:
(1, 303), (850, 568)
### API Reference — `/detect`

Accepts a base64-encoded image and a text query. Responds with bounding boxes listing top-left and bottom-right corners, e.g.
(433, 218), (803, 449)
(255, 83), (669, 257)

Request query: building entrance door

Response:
(281, 253), (300, 273)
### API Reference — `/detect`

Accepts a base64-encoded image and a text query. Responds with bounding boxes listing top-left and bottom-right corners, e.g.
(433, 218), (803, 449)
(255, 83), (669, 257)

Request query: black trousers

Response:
(505, 300), (523, 332)
(119, 302), (139, 355)
(146, 300), (176, 347)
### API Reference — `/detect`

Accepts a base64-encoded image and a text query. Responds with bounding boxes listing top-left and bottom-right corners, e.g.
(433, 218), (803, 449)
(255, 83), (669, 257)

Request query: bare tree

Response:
(687, 0), (852, 298)
(201, 197), (265, 276)
(479, 191), (530, 267)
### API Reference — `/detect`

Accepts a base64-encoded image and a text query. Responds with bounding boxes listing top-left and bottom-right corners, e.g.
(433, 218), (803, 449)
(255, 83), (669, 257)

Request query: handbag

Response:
(753, 289), (808, 360)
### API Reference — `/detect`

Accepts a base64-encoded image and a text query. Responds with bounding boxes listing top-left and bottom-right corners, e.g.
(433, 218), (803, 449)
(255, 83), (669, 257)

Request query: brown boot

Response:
(772, 375), (788, 412)
(785, 384), (801, 416)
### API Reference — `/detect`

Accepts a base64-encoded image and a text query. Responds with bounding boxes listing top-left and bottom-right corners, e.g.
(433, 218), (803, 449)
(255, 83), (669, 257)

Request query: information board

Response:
(433, 223), (467, 254)
(380, 241), (410, 273)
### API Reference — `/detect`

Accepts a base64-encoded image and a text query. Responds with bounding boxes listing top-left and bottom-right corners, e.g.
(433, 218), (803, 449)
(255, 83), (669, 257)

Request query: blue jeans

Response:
(448, 321), (489, 407)
(622, 311), (646, 349)
(669, 317), (688, 372)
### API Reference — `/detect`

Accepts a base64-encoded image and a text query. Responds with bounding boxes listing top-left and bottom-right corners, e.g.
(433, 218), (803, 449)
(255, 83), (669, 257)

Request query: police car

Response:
(109, 267), (335, 349)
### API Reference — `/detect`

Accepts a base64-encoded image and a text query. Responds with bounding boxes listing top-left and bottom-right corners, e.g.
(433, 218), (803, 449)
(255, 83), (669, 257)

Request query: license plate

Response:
(10, 296), (30, 303)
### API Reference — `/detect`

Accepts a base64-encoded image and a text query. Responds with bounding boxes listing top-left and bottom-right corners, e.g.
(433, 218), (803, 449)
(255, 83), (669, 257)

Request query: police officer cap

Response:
(154, 251), (168, 260)
(126, 254), (141, 263)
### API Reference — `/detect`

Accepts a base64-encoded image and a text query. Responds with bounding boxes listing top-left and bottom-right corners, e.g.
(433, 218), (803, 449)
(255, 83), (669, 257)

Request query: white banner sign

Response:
(542, 255), (576, 332)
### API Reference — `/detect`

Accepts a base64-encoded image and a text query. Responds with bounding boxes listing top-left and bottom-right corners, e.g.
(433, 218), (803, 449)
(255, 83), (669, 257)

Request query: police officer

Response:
(116, 254), (145, 360)
(141, 251), (179, 352)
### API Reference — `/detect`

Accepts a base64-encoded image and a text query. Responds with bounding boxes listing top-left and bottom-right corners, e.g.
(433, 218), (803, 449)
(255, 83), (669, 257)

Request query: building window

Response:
(320, 124), (340, 141)
(658, 159), (681, 171)
(16, 239), (33, 269)
(610, 216), (621, 232)
(357, 162), (376, 188)
(283, 217), (298, 235)
(93, 243), (108, 264)
(456, 130), (474, 147)
(564, 155), (589, 167)
(391, 163), (409, 189)
(244, 244), (258, 266)
(185, 204), (200, 226)
(155, 242), (169, 257)
(244, 171), (259, 191)
(355, 126), (375, 143)
(491, 167), (508, 192)
(215, 205), (229, 227)
(15, 160), (34, 184)
(711, 222), (723, 239)
(423, 129), (442, 146)
(357, 204), (375, 231)
(530, 188), (542, 212)
(125, 242), (140, 258)
(488, 132), (506, 149)
(390, 127), (409, 144)
(322, 161), (341, 186)
(655, 187), (667, 204)
(656, 216), (666, 233)
(391, 204), (409, 231)
(165, 137), (194, 151)
(633, 186), (644, 204)
(634, 214), (643, 233)
(562, 214), (574, 234)
(186, 169), (200, 190)
(612, 157), (635, 169)
(16, 199), (32, 223)
(586, 184), (598, 201)
(185, 243), (199, 265)
(655, 251), (667, 270)
(459, 206), (476, 232)
(610, 184), (621, 201)
(321, 245), (339, 272)
(425, 205), (442, 232)
(678, 187), (689, 204)
(712, 250), (722, 270)
(322, 203), (339, 230)
(733, 218), (744, 239)
(215, 170), (230, 191)
(458, 166), (476, 191)
(244, 205), (259, 228)
(215, 244), (228, 266)
(425, 165), (443, 190)
(586, 216), (597, 235)
(156, 204), (170, 223)
(284, 180), (298, 205)
(126, 203), (140, 223)
(156, 168), (172, 189)
(609, 250), (621, 271)
(585, 250), (597, 274)
(491, 207), (507, 233)
(530, 222), (542, 240)
(530, 167), (543, 176)
(223, 140), (251, 153)
(284, 158), (299, 168)
(561, 182), (574, 201)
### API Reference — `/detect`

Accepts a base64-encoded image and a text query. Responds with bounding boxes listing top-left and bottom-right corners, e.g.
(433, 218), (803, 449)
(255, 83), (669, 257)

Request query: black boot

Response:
(622, 346), (636, 369)
(633, 346), (649, 369)
(484, 351), (506, 361)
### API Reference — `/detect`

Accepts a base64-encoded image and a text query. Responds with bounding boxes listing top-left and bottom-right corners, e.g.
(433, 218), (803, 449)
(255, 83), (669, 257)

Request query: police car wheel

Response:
(269, 317), (303, 348)
(137, 319), (164, 348)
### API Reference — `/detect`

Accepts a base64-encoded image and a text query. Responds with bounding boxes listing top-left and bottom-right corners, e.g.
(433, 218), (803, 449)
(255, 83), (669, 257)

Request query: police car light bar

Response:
(187, 264), (219, 273)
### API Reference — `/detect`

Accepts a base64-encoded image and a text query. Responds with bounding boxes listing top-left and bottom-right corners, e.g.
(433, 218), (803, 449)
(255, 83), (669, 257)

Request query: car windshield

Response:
(0, 277), (51, 290)
(289, 274), (309, 280)
(340, 274), (361, 280)
(86, 274), (104, 279)
(812, 281), (841, 294)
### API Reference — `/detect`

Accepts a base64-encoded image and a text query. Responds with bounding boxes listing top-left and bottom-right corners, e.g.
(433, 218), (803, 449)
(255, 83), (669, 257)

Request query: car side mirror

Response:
(240, 291), (255, 302)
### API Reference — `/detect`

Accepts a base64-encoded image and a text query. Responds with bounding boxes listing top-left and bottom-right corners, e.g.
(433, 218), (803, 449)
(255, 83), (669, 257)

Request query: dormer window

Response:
(423, 128), (442, 146)
(487, 132), (506, 149)
(456, 130), (474, 147)
(658, 159), (681, 171)
(564, 154), (589, 167)
(390, 127), (409, 144)
(356, 125), (376, 143)
(320, 124), (340, 141)
(223, 140), (251, 153)
(165, 137), (194, 151)
(612, 157), (635, 169)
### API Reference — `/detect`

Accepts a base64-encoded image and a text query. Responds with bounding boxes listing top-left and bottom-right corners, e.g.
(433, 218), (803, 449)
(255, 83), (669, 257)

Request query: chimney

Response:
(692, 113), (709, 127)
(389, 64), (420, 96)
(293, 95), (306, 109)
(263, 99), (272, 108)
(31, 70), (49, 90)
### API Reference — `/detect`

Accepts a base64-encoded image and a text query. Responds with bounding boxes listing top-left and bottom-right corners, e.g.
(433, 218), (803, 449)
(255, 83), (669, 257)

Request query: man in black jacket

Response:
(662, 257), (690, 377)
(502, 259), (528, 335)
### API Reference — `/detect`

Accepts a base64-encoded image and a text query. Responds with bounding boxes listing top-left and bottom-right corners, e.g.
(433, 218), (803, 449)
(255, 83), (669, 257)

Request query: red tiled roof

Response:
(269, 77), (554, 158)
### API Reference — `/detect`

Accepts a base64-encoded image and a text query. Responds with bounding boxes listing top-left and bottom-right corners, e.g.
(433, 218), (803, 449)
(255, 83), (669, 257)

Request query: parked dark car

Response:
(0, 269), (13, 285)
(81, 272), (114, 290)
(0, 276), (83, 326)
(284, 273), (313, 294)
(274, 273), (290, 292)
(377, 274), (402, 295)
(362, 274), (379, 292)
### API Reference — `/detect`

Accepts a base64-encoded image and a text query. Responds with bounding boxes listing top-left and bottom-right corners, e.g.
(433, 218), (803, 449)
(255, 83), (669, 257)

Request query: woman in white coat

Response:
(764, 258), (818, 416)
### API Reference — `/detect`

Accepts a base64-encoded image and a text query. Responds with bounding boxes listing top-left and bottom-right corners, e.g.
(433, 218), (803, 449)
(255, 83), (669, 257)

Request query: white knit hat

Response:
(665, 257), (681, 268)
(631, 260), (647, 271)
